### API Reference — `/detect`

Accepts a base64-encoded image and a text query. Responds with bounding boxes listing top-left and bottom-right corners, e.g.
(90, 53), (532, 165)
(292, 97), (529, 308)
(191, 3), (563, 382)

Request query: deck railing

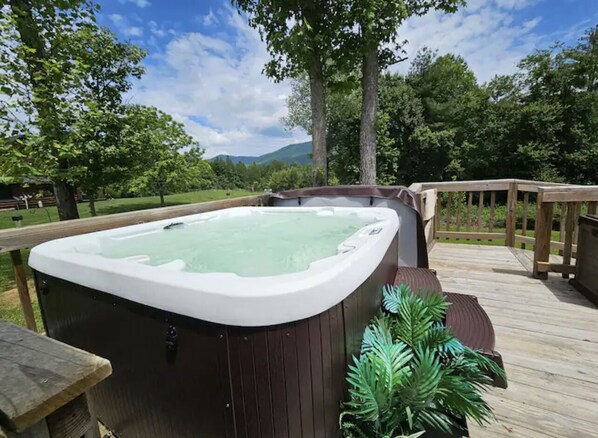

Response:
(409, 179), (598, 280)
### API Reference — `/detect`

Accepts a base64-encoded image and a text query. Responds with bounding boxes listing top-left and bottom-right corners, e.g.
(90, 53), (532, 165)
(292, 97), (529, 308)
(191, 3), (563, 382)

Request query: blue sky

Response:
(97, 0), (598, 158)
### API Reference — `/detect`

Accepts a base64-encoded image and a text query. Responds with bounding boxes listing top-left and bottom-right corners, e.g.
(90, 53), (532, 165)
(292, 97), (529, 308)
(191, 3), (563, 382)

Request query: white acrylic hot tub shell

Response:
(29, 206), (399, 326)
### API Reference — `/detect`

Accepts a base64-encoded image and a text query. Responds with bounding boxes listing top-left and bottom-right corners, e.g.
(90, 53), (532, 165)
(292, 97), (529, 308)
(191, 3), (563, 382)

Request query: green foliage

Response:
(285, 26), (598, 186)
(336, 0), (464, 70)
(123, 105), (215, 205)
(69, 26), (147, 206)
(230, 0), (341, 82)
(208, 157), (317, 192)
(1, 1), (216, 218)
(0, 0), (98, 181)
(341, 284), (503, 437)
(268, 165), (313, 191)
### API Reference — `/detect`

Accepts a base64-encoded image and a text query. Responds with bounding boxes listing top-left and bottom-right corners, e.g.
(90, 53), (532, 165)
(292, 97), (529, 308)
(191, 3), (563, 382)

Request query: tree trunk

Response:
(309, 57), (327, 186)
(53, 180), (80, 220)
(11, 0), (79, 220)
(89, 193), (97, 217)
(159, 191), (165, 207)
(359, 47), (379, 185)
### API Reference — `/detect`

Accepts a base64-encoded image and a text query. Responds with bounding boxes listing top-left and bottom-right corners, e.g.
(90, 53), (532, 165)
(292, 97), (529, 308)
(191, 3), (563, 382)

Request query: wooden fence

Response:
(409, 179), (598, 280)
(0, 195), (269, 331)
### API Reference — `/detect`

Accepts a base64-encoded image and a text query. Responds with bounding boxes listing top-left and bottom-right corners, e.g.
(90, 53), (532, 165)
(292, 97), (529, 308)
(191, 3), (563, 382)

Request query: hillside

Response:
(211, 141), (311, 165)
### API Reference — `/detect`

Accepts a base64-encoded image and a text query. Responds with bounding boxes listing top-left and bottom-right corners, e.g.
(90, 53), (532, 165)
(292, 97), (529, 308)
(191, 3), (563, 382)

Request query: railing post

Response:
(10, 249), (38, 332)
(533, 192), (554, 279)
(505, 181), (518, 247)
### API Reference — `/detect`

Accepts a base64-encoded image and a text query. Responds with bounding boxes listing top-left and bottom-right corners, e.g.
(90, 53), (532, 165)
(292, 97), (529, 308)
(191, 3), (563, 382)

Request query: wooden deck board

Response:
(429, 243), (598, 437)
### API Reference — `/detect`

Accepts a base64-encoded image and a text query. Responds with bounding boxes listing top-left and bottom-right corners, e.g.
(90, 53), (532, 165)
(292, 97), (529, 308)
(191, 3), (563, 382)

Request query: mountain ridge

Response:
(210, 141), (312, 165)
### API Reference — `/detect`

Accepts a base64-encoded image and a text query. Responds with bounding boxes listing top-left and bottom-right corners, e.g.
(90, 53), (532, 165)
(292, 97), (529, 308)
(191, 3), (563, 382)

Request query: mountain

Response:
(211, 141), (311, 165)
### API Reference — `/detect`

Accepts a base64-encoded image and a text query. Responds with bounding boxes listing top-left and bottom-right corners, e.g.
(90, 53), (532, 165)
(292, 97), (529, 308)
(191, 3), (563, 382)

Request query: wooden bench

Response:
(0, 321), (112, 438)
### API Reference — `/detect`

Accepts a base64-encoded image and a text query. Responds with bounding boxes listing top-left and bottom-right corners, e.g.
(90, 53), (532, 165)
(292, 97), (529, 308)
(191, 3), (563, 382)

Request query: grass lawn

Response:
(0, 189), (253, 328)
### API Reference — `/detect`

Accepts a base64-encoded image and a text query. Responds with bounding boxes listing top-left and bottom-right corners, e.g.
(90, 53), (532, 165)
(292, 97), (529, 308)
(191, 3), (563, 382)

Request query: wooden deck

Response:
(430, 243), (598, 437)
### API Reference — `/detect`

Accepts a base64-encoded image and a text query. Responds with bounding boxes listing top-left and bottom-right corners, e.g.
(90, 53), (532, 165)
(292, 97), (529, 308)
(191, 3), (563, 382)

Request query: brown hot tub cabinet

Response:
(34, 236), (397, 438)
(571, 215), (598, 305)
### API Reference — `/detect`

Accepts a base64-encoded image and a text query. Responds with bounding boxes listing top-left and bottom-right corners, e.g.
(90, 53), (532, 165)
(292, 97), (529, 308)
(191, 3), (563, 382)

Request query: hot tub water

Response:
(99, 210), (375, 277)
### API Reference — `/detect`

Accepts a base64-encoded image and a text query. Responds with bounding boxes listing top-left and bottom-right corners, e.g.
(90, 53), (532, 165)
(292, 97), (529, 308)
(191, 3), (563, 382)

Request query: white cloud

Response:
(108, 14), (145, 38)
(128, 7), (309, 157)
(494, 0), (541, 10)
(123, 26), (143, 37)
(108, 14), (124, 25)
(147, 20), (175, 38)
(118, 0), (151, 8)
(393, 0), (545, 83)
(202, 9), (219, 27)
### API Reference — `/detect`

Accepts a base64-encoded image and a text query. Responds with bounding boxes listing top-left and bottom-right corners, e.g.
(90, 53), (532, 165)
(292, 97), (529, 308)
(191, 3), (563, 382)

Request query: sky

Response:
(97, 0), (598, 158)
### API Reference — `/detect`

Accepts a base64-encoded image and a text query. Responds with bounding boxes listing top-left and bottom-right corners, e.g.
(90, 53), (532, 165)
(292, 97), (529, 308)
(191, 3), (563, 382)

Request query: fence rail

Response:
(409, 179), (598, 280)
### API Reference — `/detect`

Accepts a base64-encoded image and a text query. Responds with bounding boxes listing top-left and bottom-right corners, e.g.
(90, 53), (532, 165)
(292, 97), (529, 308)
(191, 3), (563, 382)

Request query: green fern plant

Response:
(340, 284), (504, 437)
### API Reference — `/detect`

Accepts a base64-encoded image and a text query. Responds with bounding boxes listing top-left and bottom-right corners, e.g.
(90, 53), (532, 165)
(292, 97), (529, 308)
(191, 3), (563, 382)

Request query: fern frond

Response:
(347, 338), (414, 425)
(463, 347), (506, 383)
(383, 283), (411, 314)
(394, 293), (434, 347)
(419, 292), (451, 322)
(420, 323), (464, 355)
(346, 357), (384, 422)
(370, 342), (413, 412)
(436, 372), (494, 426)
(361, 314), (394, 356)
(401, 347), (444, 409)
(414, 409), (453, 433)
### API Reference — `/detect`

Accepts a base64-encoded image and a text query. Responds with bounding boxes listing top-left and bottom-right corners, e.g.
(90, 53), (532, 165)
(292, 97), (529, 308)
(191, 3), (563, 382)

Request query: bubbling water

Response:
(100, 211), (375, 277)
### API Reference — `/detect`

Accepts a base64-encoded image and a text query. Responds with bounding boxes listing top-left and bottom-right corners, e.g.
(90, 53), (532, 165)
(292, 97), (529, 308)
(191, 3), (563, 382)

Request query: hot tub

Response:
(31, 206), (399, 437)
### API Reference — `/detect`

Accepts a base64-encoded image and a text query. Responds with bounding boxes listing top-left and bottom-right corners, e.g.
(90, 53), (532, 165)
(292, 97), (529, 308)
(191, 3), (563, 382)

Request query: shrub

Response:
(340, 284), (504, 437)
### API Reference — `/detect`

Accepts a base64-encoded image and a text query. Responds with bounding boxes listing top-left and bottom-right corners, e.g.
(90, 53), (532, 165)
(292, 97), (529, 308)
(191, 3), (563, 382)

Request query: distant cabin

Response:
(0, 178), (56, 210)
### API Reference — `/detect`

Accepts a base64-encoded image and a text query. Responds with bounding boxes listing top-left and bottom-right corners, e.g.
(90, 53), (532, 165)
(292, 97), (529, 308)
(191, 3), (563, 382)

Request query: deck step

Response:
(394, 266), (507, 388)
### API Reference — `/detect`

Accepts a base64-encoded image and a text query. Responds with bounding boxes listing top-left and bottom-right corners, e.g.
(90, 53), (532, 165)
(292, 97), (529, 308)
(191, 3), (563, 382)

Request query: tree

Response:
(344, 0), (464, 184)
(70, 26), (146, 215)
(267, 164), (312, 191)
(1, 0), (98, 219)
(286, 73), (430, 185)
(231, 0), (343, 185)
(516, 27), (598, 183)
(124, 105), (214, 206)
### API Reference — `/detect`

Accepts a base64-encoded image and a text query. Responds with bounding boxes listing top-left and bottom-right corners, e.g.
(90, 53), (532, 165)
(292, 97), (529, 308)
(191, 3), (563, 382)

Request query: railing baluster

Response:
(446, 192), (452, 232)
(559, 203), (566, 256)
(489, 191), (496, 233)
(572, 202), (581, 250)
(466, 192), (473, 237)
(435, 195), (441, 239)
(589, 201), (597, 215)
(505, 182), (518, 247)
(521, 192), (529, 249)
(477, 191), (484, 234)
(456, 192), (462, 233)
(562, 202), (577, 279)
